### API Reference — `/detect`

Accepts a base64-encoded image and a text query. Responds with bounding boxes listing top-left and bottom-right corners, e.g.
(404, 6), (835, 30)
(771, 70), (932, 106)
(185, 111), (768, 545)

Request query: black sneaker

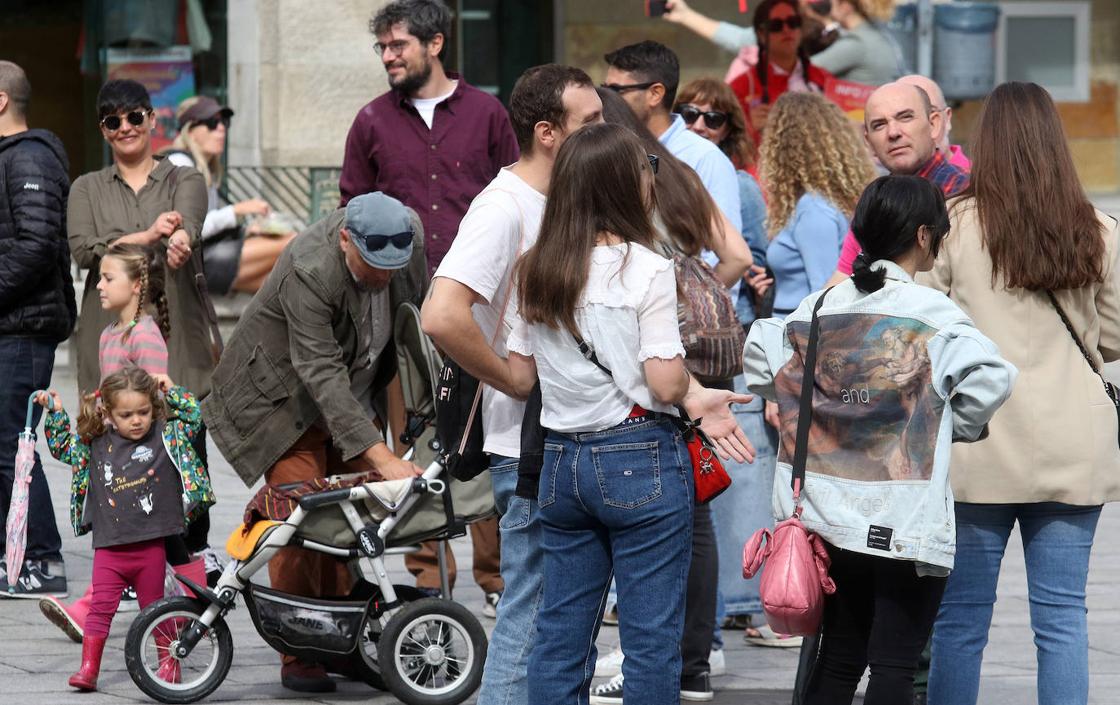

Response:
(0, 557), (9, 593)
(680, 673), (714, 702)
(6, 559), (68, 599)
(589, 673), (624, 704)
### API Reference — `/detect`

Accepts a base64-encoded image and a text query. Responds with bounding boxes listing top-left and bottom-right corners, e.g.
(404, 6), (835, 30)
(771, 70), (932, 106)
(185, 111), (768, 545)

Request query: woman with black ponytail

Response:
(744, 174), (1016, 705)
(727, 0), (833, 145)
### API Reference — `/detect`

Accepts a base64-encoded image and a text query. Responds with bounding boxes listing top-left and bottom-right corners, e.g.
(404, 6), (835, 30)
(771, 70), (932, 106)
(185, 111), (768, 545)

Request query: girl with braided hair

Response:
(40, 242), (211, 645)
(94, 242), (171, 379)
(727, 0), (833, 145)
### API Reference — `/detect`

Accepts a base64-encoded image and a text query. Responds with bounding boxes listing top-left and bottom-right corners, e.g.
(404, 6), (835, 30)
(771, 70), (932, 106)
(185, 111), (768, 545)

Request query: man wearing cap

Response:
(201, 191), (427, 693)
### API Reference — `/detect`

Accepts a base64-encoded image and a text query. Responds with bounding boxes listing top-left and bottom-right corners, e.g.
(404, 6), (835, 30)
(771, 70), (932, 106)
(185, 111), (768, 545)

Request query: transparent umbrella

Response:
(5, 392), (44, 594)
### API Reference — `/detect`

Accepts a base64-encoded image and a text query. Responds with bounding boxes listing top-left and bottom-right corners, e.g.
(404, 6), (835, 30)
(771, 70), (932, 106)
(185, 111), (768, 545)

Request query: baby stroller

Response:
(122, 303), (495, 705)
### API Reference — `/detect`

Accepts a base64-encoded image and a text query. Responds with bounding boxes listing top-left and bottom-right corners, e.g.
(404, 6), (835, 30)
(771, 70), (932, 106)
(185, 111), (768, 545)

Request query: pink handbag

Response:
(742, 482), (836, 635)
(742, 289), (836, 636)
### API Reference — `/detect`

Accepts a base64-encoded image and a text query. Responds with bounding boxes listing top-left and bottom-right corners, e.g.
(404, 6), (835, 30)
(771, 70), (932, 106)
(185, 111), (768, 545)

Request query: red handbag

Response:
(678, 413), (732, 504)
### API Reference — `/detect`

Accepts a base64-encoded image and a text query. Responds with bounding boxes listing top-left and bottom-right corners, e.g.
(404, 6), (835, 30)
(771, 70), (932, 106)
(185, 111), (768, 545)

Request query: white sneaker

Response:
(709, 648), (726, 677)
(594, 646), (625, 678)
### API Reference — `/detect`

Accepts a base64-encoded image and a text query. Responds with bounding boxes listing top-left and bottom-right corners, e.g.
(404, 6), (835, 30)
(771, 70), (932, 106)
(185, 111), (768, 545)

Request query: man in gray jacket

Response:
(202, 191), (425, 692)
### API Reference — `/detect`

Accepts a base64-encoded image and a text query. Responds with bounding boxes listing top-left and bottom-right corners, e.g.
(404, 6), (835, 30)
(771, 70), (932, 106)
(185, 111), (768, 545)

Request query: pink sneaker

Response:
(40, 593), (87, 643)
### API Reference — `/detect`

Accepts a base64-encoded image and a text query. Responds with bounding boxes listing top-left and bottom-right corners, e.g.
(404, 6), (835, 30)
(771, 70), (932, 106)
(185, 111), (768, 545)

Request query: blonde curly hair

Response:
(853, 0), (897, 23)
(759, 92), (875, 238)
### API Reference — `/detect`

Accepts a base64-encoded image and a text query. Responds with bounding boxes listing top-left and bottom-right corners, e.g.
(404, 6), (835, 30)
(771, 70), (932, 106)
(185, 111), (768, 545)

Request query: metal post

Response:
(917, 0), (934, 77)
(437, 539), (452, 599)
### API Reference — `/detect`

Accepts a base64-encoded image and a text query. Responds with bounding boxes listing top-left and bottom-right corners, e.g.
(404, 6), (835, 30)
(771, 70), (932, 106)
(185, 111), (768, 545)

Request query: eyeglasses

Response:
(601, 81), (658, 94)
(100, 110), (149, 132)
(194, 114), (230, 131)
(374, 39), (413, 56)
(765, 16), (804, 32)
(646, 153), (660, 175)
(357, 231), (414, 252)
(676, 104), (729, 130)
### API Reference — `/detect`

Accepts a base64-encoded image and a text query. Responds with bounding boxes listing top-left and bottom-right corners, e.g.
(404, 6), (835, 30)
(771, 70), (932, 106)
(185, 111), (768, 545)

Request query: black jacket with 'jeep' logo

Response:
(0, 129), (76, 341)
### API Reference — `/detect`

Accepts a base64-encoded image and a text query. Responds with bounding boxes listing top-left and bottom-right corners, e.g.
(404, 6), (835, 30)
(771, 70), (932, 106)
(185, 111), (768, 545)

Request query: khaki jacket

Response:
(201, 208), (427, 486)
(919, 199), (1120, 505)
(68, 158), (213, 396)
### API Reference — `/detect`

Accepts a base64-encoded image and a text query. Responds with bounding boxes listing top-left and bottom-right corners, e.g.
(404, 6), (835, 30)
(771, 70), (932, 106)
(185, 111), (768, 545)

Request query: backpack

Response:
(671, 253), (746, 383)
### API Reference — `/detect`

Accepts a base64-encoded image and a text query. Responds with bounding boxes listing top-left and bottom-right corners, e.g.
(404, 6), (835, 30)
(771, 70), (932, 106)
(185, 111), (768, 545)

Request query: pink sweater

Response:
(98, 315), (168, 381)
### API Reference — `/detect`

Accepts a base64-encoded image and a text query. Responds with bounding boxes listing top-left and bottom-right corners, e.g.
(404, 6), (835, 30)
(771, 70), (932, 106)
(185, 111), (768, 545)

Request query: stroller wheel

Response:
(350, 583), (430, 690)
(377, 597), (487, 705)
(124, 596), (233, 704)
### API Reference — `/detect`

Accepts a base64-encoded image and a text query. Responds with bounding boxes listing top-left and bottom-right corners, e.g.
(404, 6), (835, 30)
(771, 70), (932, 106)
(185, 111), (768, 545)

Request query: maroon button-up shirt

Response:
(339, 74), (520, 273)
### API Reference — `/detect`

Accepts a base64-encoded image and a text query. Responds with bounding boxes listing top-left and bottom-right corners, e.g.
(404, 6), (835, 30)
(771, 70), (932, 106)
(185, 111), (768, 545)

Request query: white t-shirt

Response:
(507, 244), (686, 433)
(411, 82), (458, 129)
(433, 167), (546, 457)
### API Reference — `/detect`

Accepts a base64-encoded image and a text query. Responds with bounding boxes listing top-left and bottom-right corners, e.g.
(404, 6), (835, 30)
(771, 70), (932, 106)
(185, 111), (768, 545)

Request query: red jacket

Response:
(729, 62), (833, 145)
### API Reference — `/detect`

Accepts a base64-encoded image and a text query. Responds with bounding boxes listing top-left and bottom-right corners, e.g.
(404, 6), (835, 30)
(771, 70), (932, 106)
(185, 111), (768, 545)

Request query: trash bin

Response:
(934, 2), (1000, 100)
(888, 3), (918, 77)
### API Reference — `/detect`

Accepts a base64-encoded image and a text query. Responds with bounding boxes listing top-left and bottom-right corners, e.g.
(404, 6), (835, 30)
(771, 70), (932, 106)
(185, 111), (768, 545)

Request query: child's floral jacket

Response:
(44, 386), (216, 536)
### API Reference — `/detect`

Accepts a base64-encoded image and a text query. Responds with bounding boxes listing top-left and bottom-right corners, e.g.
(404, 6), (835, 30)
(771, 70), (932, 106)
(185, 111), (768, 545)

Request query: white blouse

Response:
(507, 243), (685, 433)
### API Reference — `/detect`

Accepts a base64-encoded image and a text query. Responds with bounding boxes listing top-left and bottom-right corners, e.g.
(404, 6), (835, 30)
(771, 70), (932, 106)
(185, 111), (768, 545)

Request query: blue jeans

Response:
(528, 418), (694, 705)
(477, 455), (544, 705)
(0, 337), (62, 564)
(713, 384), (778, 622)
(928, 502), (1102, 705)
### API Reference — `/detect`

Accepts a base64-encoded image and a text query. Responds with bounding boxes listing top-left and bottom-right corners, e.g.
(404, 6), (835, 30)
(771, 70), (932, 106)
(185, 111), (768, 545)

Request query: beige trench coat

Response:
(918, 198), (1120, 505)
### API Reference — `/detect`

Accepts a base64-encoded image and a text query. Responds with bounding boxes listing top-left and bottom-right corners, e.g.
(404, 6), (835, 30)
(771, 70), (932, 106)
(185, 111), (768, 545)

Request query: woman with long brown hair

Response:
(923, 82), (1120, 705)
(503, 121), (695, 704)
(592, 87), (751, 700)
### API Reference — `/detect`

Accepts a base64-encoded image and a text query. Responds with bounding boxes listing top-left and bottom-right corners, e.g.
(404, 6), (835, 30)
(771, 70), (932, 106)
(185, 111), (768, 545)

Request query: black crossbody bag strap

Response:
(790, 289), (832, 506)
(573, 333), (697, 434)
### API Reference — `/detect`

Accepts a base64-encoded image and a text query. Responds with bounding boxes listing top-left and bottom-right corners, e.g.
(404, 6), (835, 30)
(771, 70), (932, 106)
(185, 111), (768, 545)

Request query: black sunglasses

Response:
(356, 231), (413, 252)
(194, 114), (230, 130)
(100, 110), (149, 132)
(601, 81), (658, 94)
(676, 104), (729, 130)
(646, 153), (660, 175)
(765, 16), (804, 32)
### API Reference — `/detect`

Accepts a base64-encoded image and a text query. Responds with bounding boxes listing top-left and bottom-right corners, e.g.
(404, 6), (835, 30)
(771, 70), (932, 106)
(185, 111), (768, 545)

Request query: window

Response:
(996, 1), (1090, 102)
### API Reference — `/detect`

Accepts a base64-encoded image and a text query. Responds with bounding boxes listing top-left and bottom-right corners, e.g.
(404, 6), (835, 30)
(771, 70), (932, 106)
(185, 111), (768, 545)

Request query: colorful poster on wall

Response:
(824, 76), (876, 124)
(105, 46), (194, 152)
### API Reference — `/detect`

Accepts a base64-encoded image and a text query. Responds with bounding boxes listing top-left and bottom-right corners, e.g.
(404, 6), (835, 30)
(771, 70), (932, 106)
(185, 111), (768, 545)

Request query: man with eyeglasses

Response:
(201, 192), (427, 693)
(0, 60), (75, 599)
(340, 0), (519, 278)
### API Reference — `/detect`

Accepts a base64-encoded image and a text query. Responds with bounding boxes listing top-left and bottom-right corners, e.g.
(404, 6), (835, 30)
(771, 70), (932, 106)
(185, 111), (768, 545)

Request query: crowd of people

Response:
(0, 0), (1116, 704)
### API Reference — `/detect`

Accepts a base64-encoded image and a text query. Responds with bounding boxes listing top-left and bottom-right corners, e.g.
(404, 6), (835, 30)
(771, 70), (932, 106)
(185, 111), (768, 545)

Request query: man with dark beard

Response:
(340, 0), (519, 276)
(339, 0), (516, 615)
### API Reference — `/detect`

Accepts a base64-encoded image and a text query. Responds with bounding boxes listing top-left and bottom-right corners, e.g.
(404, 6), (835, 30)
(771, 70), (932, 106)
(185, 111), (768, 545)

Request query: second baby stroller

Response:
(122, 303), (495, 705)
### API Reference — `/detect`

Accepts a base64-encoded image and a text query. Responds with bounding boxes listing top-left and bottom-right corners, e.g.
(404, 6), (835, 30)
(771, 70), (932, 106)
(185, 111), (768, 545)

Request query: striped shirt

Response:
(98, 315), (168, 381)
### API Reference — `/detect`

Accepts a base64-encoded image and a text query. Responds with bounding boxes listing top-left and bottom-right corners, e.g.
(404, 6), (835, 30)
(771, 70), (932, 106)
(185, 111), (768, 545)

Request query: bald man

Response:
(898, 74), (971, 172)
(826, 80), (971, 283)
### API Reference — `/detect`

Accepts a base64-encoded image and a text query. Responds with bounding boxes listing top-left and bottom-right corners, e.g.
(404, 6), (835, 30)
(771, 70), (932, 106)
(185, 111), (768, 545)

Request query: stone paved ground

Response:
(4, 192), (1120, 704)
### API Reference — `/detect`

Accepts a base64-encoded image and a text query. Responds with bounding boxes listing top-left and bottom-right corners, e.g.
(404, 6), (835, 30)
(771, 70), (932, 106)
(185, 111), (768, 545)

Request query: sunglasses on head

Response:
(194, 114), (230, 130)
(766, 16), (803, 32)
(356, 231), (413, 252)
(100, 110), (149, 132)
(676, 104), (729, 130)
